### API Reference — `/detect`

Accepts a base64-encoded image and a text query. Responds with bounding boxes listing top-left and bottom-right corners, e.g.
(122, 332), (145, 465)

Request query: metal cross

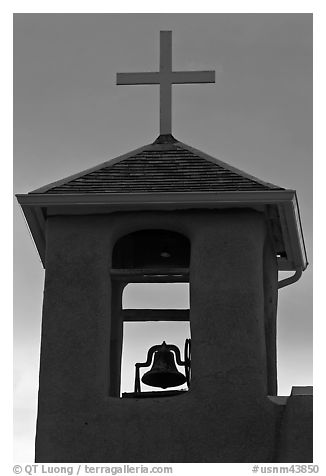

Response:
(117, 31), (215, 136)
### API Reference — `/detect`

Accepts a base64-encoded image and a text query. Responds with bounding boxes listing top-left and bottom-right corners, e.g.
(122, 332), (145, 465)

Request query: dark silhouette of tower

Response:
(16, 30), (312, 463)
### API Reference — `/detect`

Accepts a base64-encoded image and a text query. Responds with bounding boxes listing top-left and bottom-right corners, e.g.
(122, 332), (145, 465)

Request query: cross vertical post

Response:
(160, 31), (172, 135)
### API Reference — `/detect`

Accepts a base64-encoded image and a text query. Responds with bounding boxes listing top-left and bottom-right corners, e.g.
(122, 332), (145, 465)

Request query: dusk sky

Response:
(13, 13), (312, 461)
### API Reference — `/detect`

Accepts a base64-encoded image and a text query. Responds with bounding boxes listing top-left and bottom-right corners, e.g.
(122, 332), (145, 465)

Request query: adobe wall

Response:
(36, 209), (283, 462)
(276, 393), (313, 462)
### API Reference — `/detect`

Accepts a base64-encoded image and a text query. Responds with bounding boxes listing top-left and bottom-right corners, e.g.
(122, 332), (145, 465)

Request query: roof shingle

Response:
(33, 137), (283, 195)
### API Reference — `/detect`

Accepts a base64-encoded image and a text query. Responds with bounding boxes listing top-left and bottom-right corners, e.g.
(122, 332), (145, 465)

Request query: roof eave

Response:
(17, 189), (294, 206)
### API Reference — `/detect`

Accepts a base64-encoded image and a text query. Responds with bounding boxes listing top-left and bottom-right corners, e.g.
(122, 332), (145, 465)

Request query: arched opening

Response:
(110, 229), (191, 398)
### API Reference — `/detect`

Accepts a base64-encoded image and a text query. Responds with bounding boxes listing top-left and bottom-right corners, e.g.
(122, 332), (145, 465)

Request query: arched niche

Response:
(112, 229), (190, 269)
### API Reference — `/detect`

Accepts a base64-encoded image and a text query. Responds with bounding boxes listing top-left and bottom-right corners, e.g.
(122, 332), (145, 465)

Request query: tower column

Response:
(190, 210), (270, 397)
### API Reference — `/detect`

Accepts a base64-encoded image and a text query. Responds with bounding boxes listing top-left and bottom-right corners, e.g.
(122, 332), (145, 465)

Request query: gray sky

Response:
(13, 13), (312, 461)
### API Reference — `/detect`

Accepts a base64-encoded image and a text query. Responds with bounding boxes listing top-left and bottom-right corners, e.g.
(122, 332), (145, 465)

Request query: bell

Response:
(141, 341), (187, 389)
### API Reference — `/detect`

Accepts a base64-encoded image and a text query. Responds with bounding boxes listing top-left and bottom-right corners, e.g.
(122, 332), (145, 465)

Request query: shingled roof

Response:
(18, 135), (307, 271)
(31, 135), (283, 195)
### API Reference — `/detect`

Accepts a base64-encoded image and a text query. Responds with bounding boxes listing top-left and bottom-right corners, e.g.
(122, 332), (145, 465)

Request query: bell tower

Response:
(17, 30), (312, 463)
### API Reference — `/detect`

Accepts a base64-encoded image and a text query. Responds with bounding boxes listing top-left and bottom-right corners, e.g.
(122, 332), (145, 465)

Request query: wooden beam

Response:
(110, 268), (189, 283)
(122, 309), (189, 322)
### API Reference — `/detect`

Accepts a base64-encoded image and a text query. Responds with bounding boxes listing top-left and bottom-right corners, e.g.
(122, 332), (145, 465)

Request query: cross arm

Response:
(171, 70), (215, 84)
(117, 72), (160, 85)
